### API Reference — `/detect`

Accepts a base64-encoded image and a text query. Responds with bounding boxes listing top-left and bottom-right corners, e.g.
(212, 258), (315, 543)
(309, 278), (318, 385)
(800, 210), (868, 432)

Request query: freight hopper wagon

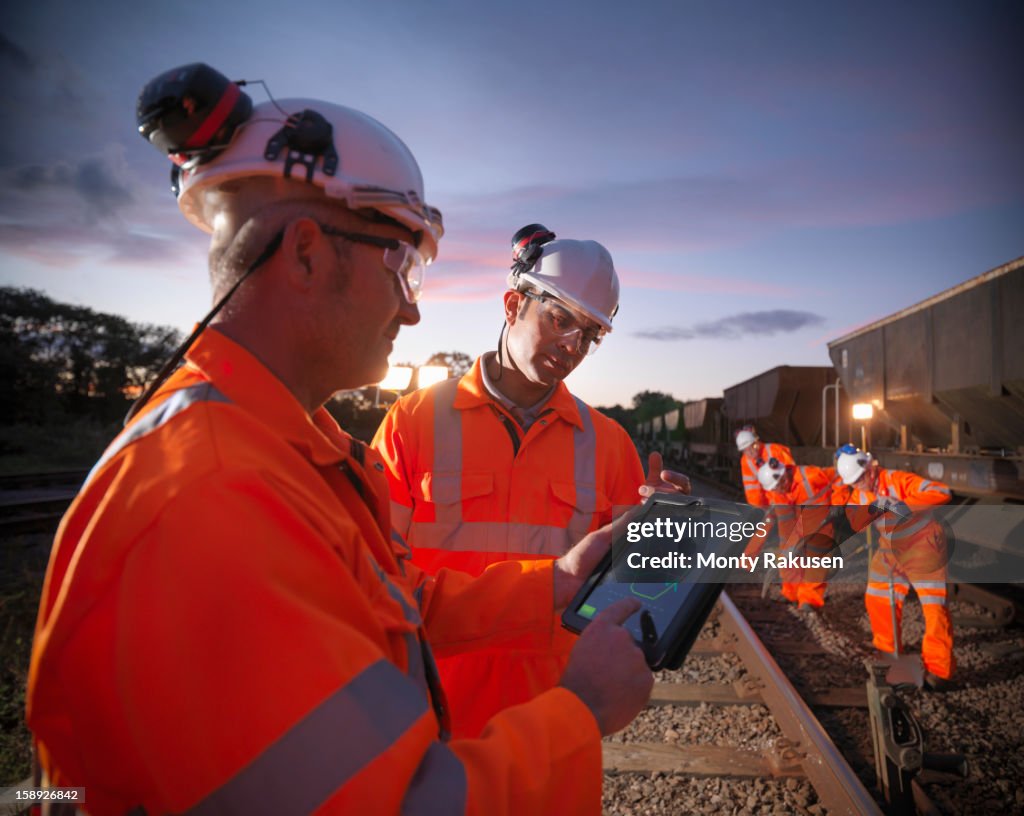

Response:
(828, 256), (1024, 562)
(721, 365), (849, 486)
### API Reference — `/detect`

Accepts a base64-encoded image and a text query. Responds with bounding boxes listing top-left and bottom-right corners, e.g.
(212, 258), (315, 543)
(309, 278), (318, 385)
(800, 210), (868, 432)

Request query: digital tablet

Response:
(561, 492), (766, 670)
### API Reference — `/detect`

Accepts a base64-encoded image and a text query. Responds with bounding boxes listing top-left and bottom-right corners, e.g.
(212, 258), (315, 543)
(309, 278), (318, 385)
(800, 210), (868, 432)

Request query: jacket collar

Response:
(452, 354), (583, 429)
(179, 327), (353, 467)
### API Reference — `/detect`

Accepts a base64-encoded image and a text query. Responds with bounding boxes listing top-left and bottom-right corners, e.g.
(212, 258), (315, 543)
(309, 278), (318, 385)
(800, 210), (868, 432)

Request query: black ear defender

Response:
(510, 223), (557, 278)
(136, 63), (254, 193)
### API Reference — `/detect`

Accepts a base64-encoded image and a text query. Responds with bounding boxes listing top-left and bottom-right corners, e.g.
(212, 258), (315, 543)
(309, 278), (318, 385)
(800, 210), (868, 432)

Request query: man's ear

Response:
(503, 289), (525, 326)
(282, 218), (334, 291)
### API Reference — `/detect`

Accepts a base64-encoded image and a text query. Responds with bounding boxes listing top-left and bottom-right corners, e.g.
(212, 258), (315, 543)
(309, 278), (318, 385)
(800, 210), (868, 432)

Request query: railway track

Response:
(603, 579), (1024, 815)
(0, 470), (87, 539)
(604, 589), (884, 814)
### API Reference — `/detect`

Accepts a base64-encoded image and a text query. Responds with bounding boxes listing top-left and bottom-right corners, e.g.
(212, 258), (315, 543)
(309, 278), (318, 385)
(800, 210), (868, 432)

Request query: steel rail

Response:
(718, 590), (883, 816)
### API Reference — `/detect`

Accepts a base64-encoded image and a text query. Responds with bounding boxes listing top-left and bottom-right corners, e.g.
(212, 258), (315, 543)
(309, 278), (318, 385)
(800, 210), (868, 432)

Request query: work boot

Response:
(923, 671), (954, 693)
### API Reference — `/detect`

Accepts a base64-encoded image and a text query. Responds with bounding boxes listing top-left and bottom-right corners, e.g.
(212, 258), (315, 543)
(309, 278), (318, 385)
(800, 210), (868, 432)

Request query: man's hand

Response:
(638, 451), (691, 501)
(560, 598), (653, 736)
(553, 511), (637, 610)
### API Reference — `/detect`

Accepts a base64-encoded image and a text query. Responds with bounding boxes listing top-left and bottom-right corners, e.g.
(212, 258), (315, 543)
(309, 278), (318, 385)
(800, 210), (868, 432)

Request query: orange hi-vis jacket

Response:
(27, 329), (603, 816)
(834, 468), (955, 678)
(373, 356), (644, 738)
(741, 442), (795, 507)
(763, 465), (837, 607)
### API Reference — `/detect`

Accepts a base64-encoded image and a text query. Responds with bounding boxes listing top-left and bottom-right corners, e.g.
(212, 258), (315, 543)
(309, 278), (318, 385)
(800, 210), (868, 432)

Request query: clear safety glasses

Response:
(522, 290), (606, 356)
(320, 225), (426, 304)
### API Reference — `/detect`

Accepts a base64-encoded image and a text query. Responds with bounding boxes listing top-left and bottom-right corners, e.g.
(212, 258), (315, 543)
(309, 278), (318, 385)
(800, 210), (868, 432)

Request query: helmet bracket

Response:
(264, 109), (339, 183)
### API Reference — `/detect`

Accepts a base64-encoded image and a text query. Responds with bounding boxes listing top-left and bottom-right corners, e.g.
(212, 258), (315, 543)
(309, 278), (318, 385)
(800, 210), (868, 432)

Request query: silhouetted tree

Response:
(424, 350), (472, 379)
(1, 287), (182, 424)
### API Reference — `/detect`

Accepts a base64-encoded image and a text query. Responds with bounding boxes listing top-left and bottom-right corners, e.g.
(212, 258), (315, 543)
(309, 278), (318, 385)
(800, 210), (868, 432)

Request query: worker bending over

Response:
(834, 446), (955, 691)
(736, 424), (794, 507)
(756, 458), (837, 610)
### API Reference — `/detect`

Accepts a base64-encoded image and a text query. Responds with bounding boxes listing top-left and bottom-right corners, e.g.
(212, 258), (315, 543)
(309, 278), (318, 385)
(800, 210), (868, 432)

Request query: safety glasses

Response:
(320, 225), (426, 304)
(521, 290), (606, 356)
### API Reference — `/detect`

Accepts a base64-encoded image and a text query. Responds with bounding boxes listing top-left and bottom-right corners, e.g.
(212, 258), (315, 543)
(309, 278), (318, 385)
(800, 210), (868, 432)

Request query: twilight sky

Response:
(2, 1), (1022, 408)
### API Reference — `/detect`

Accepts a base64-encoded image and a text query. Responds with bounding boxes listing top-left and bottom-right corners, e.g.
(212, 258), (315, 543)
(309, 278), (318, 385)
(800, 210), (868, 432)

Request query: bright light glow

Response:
(378, 365), (413, 391)
(417, 365), (449, 389)
(852, 402), (874, 420)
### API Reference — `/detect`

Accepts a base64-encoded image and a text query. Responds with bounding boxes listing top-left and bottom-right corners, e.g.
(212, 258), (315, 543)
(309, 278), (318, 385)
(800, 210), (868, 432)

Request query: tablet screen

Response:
(563, 493), (765, 669)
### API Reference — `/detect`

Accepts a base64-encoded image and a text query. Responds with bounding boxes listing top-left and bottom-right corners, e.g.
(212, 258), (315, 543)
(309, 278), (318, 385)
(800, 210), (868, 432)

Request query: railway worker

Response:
(372, 224), (691, 738)
(735, 424), (794, 507)
(833, 447), (955, 691)
(756, 458), (838, 610)
(26, 64), (654, 815)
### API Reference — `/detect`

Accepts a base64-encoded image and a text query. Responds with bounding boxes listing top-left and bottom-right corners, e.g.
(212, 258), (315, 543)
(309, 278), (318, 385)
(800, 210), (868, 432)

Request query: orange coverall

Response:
(741, 442), (795, 507)
(763, 465), (837, 608)
(835, 469), (955, 679)
(27, 329), (602, 816)
(373, 355), (643, 738)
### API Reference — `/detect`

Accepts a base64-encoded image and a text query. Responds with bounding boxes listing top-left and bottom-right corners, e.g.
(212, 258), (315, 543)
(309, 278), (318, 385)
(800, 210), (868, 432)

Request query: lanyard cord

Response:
(123, 230), (284, 425)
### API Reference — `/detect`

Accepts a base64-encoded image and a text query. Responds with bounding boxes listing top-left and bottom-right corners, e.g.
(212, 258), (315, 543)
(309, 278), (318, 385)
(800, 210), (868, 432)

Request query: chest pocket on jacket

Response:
(550, 480), (612, 543)
(408, 472), (493, 552)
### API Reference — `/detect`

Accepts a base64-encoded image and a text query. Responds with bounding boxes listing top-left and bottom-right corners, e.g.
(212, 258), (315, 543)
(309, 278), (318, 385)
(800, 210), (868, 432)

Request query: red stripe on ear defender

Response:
(185, 82), (241, 149)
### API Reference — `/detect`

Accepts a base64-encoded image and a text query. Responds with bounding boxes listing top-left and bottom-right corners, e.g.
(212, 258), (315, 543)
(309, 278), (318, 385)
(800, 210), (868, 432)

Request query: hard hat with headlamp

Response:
(136, 63), (443, 262)
(128, 63), (442, 423)
(735, 426), (759, 452)
(757, 458), (788, 492)
(507, 224), (619, 333)
(837, 449), (873, 485)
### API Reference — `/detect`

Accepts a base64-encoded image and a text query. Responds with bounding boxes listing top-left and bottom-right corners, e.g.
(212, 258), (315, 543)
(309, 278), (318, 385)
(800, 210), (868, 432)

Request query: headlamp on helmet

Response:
(757, 457), (787, 492)
(837, 449), (872, 485)
(735, 426), (759, 452)
(136, 62), (443, 262)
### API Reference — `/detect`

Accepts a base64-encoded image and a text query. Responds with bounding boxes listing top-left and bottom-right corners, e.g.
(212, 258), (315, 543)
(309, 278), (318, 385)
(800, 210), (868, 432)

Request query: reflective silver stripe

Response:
(886, 514), (935, 541)
(401, 741), (467, 816)
(866, 586), (907, 599)
(416, 388), (599, 558)
(392, 501), (414, 537)
(185, 660), (427, 816)
(363, 560), (432, 702)
(404, 632), (429, 702)
(431, 379), (463, 526)
(918, 595), (948, 606)
(911, 580), (947, 591)
(87, 383), (230, 485)
(568, 397), (599, 545)
(366, 559), (422, 627)
(797, 467), (811, 497)
(391, 530), (410, 577)
(918, 481), (951, 497)
(408, 519), (573, 556)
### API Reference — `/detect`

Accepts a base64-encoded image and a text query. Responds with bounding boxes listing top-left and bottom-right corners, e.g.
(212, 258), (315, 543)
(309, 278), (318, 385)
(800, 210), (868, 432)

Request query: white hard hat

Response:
(837, 450), (872, 485)
(176, 99), (443, 261)
(735, 428), (758, 452)
(757, 460), (787, 492)
(509, 238), (619, 332)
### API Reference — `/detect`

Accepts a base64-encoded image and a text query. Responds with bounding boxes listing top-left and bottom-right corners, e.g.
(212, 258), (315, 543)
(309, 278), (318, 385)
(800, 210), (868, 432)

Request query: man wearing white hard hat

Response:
(373, 224), (690, 738)
(736, 424), (794, 507)
(27, 65), (654, 813)
(833, 446), (955, 691)
(756, 458), (838, 610)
